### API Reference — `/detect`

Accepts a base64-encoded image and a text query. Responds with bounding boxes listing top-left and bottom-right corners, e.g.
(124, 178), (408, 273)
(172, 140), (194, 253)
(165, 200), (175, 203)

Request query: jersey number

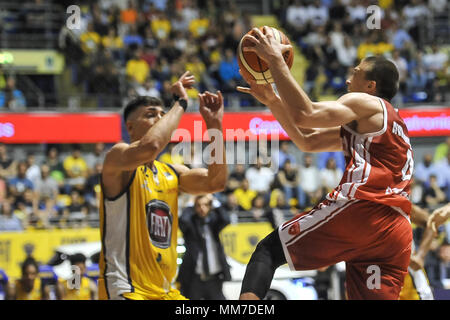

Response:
(401, 148), (414, 181)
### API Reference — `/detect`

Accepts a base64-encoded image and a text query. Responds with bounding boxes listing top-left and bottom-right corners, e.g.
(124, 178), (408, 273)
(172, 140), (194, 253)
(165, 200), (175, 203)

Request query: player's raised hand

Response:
(427, 202), (450, 235)
(198, 90), (224, 127)
(171, 71), (195, 100)
(236, 69), (280, 106)
(243, 26), (292, 65)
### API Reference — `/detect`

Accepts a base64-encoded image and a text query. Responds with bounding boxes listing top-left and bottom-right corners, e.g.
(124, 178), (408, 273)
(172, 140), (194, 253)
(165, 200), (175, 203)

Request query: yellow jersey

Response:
(399, 267), (434, 300)
(98, 161), (186, 300)
(15, 278), (42, 300)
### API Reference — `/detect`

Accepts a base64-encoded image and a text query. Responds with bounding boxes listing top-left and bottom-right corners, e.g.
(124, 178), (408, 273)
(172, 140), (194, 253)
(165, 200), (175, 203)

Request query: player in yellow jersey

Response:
(98, 71), (227, 300)
(56, 253), (97, 300)
(400, 203), (450, 300)
(6, 257), (50, 300)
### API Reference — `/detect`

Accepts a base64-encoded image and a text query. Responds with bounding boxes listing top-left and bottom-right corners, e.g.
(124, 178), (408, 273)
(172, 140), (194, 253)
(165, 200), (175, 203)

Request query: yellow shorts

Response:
(122, 289), (188, 300)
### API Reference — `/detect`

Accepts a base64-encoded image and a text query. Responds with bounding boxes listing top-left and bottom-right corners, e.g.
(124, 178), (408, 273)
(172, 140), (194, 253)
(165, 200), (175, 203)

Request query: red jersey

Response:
(327, 98), (413, 216)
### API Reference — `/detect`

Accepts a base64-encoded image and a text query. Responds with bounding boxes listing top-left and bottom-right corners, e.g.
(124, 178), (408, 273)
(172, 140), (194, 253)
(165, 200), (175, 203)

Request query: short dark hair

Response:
(363, 56), (399, 101)
(123, 96), (164, 122)
(69, 253), (87, 265)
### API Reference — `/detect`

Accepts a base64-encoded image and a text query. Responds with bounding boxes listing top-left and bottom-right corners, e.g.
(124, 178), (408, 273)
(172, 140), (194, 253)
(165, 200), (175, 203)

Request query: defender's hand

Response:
(198, 90), (224, 127)
(171, 71), (195, 100)
(427, 203), (450, 235)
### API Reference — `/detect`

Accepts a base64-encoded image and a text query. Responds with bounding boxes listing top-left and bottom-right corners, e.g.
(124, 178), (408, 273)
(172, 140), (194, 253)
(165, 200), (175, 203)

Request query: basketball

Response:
(237, 26), (294, 85)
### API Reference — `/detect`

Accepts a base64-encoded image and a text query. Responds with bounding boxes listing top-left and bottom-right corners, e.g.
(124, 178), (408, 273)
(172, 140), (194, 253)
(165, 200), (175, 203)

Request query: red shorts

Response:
(278, 199), (412, 300)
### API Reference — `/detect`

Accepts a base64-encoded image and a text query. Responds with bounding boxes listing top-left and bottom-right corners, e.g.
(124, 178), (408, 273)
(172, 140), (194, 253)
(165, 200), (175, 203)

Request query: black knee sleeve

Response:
(240, 230), (287, 299)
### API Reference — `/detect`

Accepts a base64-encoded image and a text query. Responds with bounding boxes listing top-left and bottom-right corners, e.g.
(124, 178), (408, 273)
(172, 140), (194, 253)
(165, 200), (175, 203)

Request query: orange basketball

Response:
(237, 26), (294, 85)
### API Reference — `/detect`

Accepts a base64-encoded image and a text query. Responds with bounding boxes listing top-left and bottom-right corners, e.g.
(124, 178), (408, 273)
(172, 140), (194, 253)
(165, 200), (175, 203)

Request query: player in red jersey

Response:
(237, 27), (414, 300)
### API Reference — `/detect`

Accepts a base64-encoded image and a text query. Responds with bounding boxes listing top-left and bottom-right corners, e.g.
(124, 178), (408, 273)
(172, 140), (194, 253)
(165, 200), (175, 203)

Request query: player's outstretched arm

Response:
(410, 203), (450, 271)
(171, 91), (228, 195)
(243, 27), (380, 129)
(104, 72), (194, 172)
(237, 80), (342, 152)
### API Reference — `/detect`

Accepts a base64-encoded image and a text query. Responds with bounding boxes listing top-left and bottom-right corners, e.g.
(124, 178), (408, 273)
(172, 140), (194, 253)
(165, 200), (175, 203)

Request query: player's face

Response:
(128, 105), (166, 141)
(345, 62), (374, 94)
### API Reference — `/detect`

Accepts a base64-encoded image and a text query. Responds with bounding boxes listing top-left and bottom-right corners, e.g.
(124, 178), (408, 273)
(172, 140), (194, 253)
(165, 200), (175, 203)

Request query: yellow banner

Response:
(0, 49), (65, 74)
(0, 228), (100, 279)
(220, 222), (273, 264)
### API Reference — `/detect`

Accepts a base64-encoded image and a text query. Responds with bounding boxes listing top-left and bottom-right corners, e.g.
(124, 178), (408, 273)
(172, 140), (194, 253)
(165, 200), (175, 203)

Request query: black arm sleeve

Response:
(240, 230), (287, 299)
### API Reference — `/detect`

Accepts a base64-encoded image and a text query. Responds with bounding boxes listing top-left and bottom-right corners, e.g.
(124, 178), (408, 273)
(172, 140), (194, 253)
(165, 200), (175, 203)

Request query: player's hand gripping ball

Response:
(237, 26), (294, 85)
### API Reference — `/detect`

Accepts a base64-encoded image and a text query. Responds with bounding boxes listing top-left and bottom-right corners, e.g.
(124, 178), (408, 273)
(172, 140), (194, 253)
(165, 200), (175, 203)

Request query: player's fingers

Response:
(180, 70), (191, 79)
(217, 90), (224, 106)
(252, 27), (265, 39)
(198, 93), (205, 107)
(263, 26), (272, 38)
(236, 86), (251, 94)
(281, 44), (293, 53)
(243, 34), (259, 45)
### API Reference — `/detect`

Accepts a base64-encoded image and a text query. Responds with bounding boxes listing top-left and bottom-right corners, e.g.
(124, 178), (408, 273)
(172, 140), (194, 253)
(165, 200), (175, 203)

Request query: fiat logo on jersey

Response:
(146, 199), (173, 249)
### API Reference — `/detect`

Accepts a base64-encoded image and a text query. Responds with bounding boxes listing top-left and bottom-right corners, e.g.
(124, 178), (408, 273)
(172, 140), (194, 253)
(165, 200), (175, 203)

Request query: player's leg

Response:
(344, 203), (412, 300)
(240, 230), (287, 299)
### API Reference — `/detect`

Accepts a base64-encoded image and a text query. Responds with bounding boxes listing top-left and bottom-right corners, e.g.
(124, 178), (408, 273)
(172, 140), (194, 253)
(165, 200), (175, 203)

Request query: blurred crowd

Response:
(0, 139), (448, 231)
(1, 0), (447, 110)
(279, 0), (449, 104)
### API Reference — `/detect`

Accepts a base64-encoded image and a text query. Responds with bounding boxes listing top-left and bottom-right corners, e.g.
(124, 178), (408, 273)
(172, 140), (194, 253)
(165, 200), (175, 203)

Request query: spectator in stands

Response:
(388, 21), (413, 50)
(6, 257), (50, 300)
(249, 193), (267, 222)
(346, 0), (366, 23)
(422, 44), (448, 79)
(223, 192), (243, 224)
(120, 0), (138, 26)
(80, 22), (101, 55)
(402, 0), (430, 39)
(151, 11), (172, 40)
(171, 12), (189, 34)
(410, 176), (425, 205)
(126, 48), (150, 86)
(0, 143), (17, 179)
(415, 153), (443, 187)
(136, 77), (161, 98)
(25, 153), (40, 187)
(423, 174), (447, 209)
(8, 161), (34, 201)
(277, 159), (304, 206)
(188, 10), (209, 38)
(218, 48), (243, 94)
(63, 144), (88, 192)
(273, 141), (296, 170)
(122, 24), (144, 48)
(45, 146), (65, 186)
(15, 188), (38, 228)
(56, 253), (98, 300)
(102, 27), (124, 63)
(0, 200), (23, 231)
(226, 164), (246, 193)
(320, 158), (343, 194)
(233, 178), (257, 212)
(266, 190), (290, 230)
(391, 50), (409, 98)
(299, 154), (322, 207)
(308, 0), (329, 27)
(433, 137), (450, 163)
(245, 156), (275, 195)
(34, 163), (59, 203)
(0, 77), (26, 110)
(85, 143), (107, 172)
(61, 189), (89, 228)
(407, 62), (428, 97)
(84, 161), (102, 213)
